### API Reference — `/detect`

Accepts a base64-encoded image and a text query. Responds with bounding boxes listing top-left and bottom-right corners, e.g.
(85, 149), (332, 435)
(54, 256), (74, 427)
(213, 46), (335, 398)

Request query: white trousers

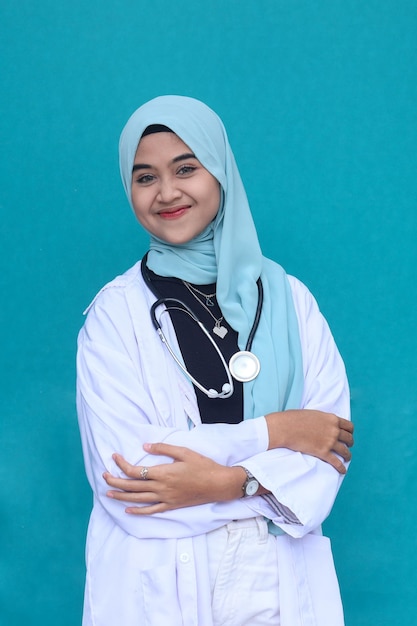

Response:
(206, 517), (280, 626)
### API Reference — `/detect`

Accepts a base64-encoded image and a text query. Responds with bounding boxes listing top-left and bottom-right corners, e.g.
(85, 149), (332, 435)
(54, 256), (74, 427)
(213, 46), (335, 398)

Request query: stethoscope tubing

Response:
(150, 298), (234, 398)
(141, 253), (263, 351)
(141, 254), (263, 397)
(246, 278), (263, 353)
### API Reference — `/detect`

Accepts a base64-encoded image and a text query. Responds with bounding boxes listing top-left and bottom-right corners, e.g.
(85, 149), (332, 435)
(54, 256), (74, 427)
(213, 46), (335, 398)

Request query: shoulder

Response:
(262, 257), (322, 325)
(82, 261), (144, 316)
(287, 274), (317, 309)
(78, 261), (150, 351)
(261, 257), (315, 306)
(286, 275), (327, 333)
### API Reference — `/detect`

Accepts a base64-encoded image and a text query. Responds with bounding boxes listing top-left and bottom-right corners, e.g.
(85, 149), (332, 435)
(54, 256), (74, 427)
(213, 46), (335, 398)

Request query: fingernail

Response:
(143, 443), (152, 451)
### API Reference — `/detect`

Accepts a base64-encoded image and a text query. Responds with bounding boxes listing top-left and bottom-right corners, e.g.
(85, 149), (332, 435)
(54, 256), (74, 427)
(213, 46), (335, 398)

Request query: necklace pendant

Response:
(206, 297), (215, 307)
(213, 324), (228, 339)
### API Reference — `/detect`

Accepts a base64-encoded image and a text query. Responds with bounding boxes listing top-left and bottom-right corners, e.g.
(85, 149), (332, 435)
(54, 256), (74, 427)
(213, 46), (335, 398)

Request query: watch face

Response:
(245, 479), (259, 496)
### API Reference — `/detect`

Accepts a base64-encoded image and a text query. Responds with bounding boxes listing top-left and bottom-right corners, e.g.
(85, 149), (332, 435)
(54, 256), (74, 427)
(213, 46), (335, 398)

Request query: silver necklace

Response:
(183, 281), (216, 307)
(182, 281), (229, 339)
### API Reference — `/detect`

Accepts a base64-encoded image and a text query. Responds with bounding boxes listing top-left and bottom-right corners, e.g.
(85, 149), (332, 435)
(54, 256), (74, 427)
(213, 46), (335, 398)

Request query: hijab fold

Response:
(119, 95), (303, 418)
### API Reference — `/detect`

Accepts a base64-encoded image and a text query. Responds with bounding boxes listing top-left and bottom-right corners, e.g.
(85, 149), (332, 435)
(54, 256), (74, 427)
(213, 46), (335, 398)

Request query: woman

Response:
(76, 95), (353, 626)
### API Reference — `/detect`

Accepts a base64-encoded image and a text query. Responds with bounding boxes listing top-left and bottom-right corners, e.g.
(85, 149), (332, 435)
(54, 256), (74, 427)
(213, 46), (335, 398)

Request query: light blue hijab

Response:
(119, 95), (303, 418)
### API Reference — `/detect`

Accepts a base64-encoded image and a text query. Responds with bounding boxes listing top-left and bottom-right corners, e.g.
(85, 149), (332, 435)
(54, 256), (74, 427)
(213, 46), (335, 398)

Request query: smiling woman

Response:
(76, 95), (353, 626)
(131, 130), (221, 244)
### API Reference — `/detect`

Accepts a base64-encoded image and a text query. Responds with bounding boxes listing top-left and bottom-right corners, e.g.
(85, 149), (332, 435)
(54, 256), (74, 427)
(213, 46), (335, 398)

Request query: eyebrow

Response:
(132, 152), (197, 172)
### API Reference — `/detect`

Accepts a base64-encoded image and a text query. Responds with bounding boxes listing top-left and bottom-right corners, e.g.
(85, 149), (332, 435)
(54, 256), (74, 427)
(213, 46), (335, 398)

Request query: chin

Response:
(157, 230), (199, 246)
(165, 236), (193, 246)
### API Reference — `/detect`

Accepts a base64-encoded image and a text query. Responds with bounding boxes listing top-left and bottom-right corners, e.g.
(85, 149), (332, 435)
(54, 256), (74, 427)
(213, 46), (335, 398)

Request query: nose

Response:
(156, 176), (182, 203)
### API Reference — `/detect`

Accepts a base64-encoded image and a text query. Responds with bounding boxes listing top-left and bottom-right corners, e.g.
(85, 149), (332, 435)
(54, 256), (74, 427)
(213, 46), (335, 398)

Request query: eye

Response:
(177, 164), (197, 176)
(134, 173), (156, 185)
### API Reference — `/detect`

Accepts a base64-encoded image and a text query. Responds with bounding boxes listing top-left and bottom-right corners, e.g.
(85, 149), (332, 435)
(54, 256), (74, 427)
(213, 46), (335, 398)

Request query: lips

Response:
(158, 206), (190, 219)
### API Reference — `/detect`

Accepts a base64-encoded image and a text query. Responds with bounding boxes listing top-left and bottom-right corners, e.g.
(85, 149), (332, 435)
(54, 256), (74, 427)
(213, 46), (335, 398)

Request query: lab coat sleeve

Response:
(236, 276), (351, 537)
(77, 285), (269, 539)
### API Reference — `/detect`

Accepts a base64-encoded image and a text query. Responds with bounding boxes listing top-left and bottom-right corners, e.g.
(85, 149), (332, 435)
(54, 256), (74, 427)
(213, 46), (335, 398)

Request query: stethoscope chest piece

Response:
(143, 254), (264, 395)
(229, 351), (260, 383)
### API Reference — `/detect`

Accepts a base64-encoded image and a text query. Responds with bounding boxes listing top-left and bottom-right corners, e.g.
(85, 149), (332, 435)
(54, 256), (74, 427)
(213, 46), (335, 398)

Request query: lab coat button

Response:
(179, 552), (190, 563)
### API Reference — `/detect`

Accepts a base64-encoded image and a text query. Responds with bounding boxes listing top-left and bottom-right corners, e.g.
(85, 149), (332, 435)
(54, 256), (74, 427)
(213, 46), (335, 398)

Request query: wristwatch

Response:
(239, 467), (259, 497)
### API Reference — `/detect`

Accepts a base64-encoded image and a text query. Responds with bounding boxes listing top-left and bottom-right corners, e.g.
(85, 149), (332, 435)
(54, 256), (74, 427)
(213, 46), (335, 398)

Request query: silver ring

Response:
(140, 466), (149, 480)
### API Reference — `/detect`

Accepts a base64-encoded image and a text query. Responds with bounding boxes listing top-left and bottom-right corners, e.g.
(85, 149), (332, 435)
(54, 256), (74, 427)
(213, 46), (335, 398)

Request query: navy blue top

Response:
(147, 269), (243, 424)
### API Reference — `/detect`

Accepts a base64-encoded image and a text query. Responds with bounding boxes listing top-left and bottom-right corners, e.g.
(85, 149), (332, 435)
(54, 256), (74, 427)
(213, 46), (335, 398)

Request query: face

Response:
(131, 132), (221, 245)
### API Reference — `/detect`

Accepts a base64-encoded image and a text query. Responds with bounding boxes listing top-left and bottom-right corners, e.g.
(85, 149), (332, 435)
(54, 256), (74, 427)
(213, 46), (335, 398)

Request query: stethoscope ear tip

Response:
(207, 383), (233, 399)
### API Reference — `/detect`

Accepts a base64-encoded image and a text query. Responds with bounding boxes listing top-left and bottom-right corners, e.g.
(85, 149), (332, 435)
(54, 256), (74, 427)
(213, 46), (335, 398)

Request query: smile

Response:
(158, 206), (190, 219)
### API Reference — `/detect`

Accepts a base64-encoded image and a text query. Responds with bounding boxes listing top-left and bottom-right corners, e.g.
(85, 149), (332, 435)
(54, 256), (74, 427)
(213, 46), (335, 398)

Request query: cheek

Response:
(197, 175), (221, 206)
(208, 182), (221, 214)
(131, 187), (147, 215)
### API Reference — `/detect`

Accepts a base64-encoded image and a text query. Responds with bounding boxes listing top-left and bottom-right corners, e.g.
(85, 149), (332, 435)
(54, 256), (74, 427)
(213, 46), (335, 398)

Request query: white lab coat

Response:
(76, 260), (350, 626)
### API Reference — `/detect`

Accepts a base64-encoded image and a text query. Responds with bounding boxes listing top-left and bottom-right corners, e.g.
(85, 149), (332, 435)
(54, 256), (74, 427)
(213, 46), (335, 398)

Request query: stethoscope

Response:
(141, 255), (263, 399)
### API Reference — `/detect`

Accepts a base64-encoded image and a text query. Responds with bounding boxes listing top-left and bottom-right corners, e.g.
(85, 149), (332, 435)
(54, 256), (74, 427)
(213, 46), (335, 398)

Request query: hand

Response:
(104, 443), (247, 515)
(265, 410), (354, 474)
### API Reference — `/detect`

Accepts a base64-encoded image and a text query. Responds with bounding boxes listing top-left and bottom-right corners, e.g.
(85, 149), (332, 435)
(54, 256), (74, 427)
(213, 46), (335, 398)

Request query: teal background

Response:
(1, 1), (416, 624)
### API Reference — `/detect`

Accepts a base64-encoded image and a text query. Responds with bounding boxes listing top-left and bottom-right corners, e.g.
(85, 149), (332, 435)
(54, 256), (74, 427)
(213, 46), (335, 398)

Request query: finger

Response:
(125, 502), (171, 515)
(333, 442), (352, 463)
(339, 418), (354, 434)
(111, 455), (159, 481)
(111, 454), (139, 477)
(144, 442), (189, 461)
(107, 489), (159, 503)
(325, 453), (347, 475)
(338, 430), (354, 448)
(104, 474), (152, 491)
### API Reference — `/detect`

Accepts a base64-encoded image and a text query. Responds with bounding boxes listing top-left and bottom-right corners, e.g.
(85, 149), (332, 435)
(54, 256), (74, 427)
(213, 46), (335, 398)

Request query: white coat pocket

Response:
(276, 533), (344, 626)
(141, 561), (184, 625)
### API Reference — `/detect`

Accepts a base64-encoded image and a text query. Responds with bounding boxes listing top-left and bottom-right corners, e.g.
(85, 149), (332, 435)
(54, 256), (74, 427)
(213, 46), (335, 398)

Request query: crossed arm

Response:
(78, 275), (353, 534)
(104, 409), (354, 515)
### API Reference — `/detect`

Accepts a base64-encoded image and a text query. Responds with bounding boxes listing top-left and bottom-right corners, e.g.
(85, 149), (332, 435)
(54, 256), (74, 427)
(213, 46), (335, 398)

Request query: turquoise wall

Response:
(1, 2), (416, 624)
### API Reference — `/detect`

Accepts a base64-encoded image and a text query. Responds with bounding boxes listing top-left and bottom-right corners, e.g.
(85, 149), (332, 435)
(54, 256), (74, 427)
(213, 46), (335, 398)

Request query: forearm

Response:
(240, 447), (345, 537)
